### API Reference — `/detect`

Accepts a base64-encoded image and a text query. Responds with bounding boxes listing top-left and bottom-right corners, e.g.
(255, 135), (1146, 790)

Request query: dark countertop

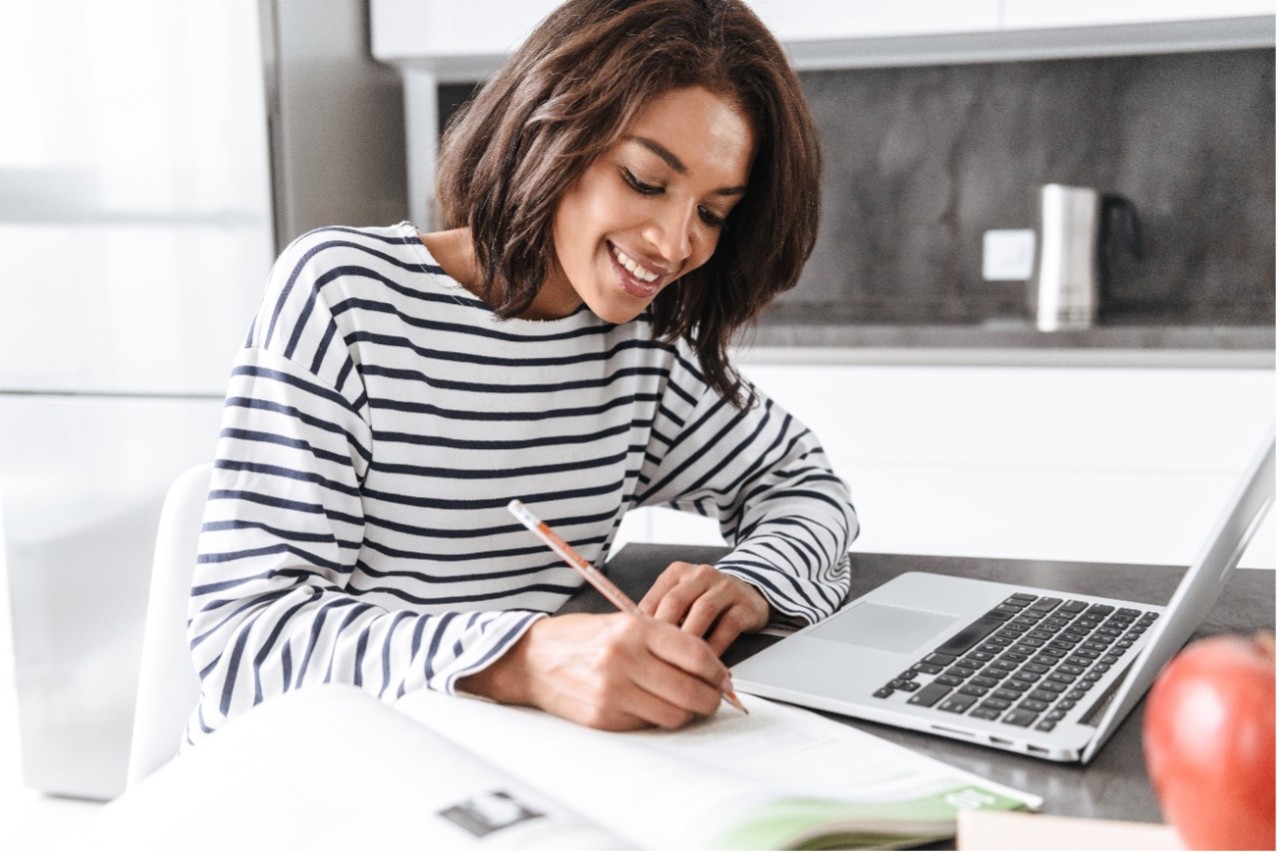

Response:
(744, 322), (1274, 351)
(573, 544), (1276, 832)
(730, 324), (1274, 367)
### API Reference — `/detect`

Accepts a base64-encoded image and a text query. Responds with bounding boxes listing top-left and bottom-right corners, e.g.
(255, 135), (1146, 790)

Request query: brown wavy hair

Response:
(435, 0), (821, 407)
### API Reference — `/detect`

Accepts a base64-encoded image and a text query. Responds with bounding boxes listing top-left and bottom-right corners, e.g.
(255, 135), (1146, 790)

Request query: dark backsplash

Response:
(775, 49), (1276, 327)
(439, 49), (1275, 328)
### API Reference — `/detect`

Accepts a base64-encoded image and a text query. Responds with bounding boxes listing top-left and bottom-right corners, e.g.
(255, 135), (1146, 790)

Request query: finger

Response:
(703, 604), (756, 656)
(680, 588), (734, 641)
(642, 616), (729, 689)
(625, 654), (724, 726)
(637, 562), (691, 616)
(651, 564), (719, 626)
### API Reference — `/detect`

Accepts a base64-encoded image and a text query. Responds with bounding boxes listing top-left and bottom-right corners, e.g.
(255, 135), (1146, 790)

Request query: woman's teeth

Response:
(612, 245), (659, 283)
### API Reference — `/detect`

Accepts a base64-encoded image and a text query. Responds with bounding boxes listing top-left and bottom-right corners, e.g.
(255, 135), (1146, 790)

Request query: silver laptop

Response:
(733, 424), (1275, 763)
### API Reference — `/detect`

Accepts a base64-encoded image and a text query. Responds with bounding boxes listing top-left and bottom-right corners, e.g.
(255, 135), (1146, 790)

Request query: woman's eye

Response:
(621, 168), (663, 196)
(698, 206), (727, 229)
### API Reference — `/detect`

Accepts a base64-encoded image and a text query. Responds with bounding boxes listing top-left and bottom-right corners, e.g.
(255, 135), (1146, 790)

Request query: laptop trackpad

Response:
(809, 601), (959, 654)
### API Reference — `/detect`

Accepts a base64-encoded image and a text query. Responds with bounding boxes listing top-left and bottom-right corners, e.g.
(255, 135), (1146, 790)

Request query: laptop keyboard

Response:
(872, 594), (1159, 733)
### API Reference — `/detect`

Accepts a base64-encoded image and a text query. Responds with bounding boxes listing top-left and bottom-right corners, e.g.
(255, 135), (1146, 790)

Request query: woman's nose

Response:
(643, 202), (694, 267)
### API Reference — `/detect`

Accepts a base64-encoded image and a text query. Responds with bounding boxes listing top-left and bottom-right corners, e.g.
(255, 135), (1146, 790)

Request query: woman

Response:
(186, 0), (857, 744)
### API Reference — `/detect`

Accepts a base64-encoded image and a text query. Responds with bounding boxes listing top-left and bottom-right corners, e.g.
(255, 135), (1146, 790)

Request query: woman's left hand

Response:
(638, 562), (770, 656)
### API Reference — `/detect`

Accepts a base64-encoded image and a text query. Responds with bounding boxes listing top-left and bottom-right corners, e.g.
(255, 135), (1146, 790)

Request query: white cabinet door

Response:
(371, 0), (563, 61)
(1003, 0), (1276, 29)
(745, 0), (1001, 41)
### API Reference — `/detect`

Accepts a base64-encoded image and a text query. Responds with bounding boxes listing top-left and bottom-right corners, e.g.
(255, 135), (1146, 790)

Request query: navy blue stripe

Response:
(359, 362), (670, 395)
(331, 292), (617, 346)
(346, 329), (661, 369)
(224, 397), (371, 465)
(372, 419), (640, 451)
(349, 580), (577, 608)
(368, 448), (630, 481)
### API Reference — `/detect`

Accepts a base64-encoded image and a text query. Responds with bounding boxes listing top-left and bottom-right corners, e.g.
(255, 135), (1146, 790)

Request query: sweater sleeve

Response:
(184, 233), (543, 746)
(634, 347), (858, 625)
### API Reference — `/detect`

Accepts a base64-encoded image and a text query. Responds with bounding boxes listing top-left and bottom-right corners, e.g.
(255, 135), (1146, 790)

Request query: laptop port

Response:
(1027, 745), (1051, 756)
(988, 736), (1014, 747)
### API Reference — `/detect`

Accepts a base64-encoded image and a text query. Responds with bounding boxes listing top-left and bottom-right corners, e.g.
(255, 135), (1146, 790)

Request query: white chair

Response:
(126, 462), (211, 787)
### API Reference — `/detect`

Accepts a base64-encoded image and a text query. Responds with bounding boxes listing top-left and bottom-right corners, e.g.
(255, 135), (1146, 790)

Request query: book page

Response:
(86, 686), (626, 851)
(395, 690), (1040, 849)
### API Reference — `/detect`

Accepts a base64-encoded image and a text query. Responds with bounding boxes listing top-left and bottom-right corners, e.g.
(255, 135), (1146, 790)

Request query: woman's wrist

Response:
(455, 621), (538, 705)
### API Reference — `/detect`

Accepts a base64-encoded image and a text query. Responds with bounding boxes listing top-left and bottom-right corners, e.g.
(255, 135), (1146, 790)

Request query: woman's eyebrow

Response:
(623, 135), (748, 196)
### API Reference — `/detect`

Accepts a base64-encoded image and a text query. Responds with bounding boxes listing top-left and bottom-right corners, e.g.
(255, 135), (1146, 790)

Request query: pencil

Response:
(507, 499), (749, 715)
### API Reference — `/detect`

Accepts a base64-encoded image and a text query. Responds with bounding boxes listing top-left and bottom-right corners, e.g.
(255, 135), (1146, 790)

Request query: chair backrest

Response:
(126, 462), (211, 787)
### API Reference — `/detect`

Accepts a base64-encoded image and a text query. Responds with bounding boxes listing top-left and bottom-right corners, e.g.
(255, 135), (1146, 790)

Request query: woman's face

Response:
(536, 86), (756, 323)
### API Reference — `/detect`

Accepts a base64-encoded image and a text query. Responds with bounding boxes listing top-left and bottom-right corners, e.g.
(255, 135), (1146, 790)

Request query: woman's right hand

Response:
(457, 612), (730, 730)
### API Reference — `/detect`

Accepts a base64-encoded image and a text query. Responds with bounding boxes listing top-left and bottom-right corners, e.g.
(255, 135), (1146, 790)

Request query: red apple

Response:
(1143, 632), (1275, 850)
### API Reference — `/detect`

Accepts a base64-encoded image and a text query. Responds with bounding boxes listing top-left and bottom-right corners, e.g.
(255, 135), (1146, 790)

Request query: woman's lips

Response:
(608, 242), (664, 299)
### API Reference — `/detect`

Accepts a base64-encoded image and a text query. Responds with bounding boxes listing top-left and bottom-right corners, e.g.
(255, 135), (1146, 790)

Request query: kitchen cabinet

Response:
(611, 362), (1276, 570)
(370, 0), (1275, 226)
(370, 0), (1275, 73)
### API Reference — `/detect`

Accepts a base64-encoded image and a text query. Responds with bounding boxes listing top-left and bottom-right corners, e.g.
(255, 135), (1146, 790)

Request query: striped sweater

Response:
(185, 222), (857, 746)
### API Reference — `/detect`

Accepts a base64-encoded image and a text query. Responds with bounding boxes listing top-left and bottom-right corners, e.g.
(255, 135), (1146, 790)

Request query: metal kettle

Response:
(1029, 184), (1143, 331)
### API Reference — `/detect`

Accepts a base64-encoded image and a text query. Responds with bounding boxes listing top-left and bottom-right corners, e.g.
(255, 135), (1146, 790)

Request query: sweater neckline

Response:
(397, 222), (597, 332)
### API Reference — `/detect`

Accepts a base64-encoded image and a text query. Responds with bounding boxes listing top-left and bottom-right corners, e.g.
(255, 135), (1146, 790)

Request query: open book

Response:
(91, 685), (1039, 850)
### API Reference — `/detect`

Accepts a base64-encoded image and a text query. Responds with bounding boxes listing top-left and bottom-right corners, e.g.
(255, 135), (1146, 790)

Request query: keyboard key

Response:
(1034, 720), (1057, 732)
(873, 687), (895, 698)
(931, 614), (1008, 653)
(971, 676), (1001, 689)
(1029, 689), (1058, 703)
(980, 698), (1012, 711)
(1086, 604), (1115, 617)
(914, 662), (943, 675)
(1002, 595), (1032, 607)
(906, 683), (952, 707)
(939, 694), (977, 713)
(935, 674), (965, 687)
(1010, 592), (1038, 602)
(1036, 680), (1066, 694)
(959, 684), (989, 697)
(1018, 699), (1049, 712)
(1004, 679), (1033, 692)
(970, 707), (1002, 720)
(1002, 709), (1039, 727)
(922, 653), (955, 666)
(1029, 597), (1063, 611)
(899, 669), (920, 681)
(891, 680), (921, 692)
(1059, 600), (1088, 613)
(1045, 709), (1067, 721)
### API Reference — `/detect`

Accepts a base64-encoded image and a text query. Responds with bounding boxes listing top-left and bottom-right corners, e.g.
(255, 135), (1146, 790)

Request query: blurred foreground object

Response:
(1143, 632), (1275, 850)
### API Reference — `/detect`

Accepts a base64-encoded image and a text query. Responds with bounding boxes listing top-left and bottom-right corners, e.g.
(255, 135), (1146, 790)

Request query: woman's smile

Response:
(533, 85), (756, 324)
